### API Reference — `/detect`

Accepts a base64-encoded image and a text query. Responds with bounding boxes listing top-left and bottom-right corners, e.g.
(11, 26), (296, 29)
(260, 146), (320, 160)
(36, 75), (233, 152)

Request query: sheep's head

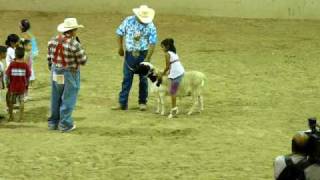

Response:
(136, 62), (162, 86)
(135, 62), (154, 76)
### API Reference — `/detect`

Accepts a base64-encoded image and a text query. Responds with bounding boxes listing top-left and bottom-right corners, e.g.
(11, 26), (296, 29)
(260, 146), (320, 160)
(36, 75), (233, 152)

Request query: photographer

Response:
(274, 132), (320, 180)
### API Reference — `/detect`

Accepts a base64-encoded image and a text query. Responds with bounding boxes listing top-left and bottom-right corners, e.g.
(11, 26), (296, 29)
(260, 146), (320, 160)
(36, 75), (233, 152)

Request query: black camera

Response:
(305, 117), (320, 162)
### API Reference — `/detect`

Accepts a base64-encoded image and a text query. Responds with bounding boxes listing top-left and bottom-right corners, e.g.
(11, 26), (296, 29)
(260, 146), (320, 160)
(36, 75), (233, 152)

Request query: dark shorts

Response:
(169, 75), (184, 95)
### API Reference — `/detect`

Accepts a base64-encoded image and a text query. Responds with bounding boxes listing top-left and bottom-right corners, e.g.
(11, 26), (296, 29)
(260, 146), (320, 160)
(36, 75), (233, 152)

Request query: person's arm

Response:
(5, 64), (11, 87)
(161, 53), (170, 76)
(145, 44), (155, 62)
(117, 35), (124, 56)
(74, 41), (88, 66)
(274, 156), (287, 180)
(116, 18), (127, 57)
(145, 23), (157, 62)
(26, 64), (31, 81)
(6, 48), (14, 68)
(47, 39), (54, 71)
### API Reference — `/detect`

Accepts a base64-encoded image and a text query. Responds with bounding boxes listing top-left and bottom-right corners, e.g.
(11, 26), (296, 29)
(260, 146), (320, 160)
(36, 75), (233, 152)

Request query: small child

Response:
(160, 38), (185, 118)
(5, 34), (20, 68)
(0, 46), (7, 120)
(6, 47), (31, 122)
(20, 19), (38, 82)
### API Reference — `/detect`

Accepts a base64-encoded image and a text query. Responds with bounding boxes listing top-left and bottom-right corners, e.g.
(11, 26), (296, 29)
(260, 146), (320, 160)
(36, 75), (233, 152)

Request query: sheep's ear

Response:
(141, 62), (154, 69)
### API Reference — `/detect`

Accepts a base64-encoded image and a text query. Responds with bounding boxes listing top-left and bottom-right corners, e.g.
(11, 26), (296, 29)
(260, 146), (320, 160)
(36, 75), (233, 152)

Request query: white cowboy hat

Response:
(57, 18), (84, 33)
(133, 5), (155, 24)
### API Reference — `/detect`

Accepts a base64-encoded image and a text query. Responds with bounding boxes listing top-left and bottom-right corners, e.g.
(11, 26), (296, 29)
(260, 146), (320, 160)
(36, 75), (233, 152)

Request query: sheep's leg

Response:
(160, 93), (165, 115)
(198, 95), (204, 112)
(188, 94), (199, 115)
(155, 95), (161, 114)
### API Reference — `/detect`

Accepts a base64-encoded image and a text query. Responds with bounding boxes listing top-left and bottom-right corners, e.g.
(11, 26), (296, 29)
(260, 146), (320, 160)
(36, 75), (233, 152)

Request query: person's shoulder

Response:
(167, 51), (177, 56)
(8, 60), (17, 66)
(127, 15), (135, 20)
(22, 32), (32, 39)
(27, 31), (35, 38)
(274, 155), (286, 167)
(70, 38), (81, 47)
(48, 35), (58, 44)
(123, 16), (135, 23)
(7, 47), (14, 53)
(147, 22), (156, 28)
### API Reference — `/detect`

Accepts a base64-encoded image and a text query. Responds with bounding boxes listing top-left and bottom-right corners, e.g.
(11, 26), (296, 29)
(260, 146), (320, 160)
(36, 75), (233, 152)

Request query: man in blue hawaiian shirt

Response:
(113, 5), (157, 111)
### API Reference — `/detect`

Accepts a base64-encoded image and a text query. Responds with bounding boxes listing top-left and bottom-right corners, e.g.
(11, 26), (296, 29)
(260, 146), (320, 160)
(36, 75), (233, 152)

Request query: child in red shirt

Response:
(6, 47), (31, 121)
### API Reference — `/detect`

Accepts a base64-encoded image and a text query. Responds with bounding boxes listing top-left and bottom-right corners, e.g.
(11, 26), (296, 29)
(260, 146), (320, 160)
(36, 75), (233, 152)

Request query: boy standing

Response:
(6, 47), (31, 122)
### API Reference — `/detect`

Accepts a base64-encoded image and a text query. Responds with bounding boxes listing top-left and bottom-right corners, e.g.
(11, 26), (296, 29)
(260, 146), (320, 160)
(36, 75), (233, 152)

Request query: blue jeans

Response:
(119, 51), (148, 107)
(48, 65), (80, 129)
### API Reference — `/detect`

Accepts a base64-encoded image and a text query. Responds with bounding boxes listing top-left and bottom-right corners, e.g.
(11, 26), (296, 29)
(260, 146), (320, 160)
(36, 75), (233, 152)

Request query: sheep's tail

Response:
(199, 72), (206, 87)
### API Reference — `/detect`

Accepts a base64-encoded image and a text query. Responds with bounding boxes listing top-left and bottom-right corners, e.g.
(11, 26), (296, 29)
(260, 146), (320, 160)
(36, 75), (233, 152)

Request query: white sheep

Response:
(137, 62), (206, 118)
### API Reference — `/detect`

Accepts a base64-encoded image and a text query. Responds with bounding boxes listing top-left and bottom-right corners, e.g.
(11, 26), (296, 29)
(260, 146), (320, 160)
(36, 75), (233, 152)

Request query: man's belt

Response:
(126, 50), (148, 58)
(54, 63), (63, 68)
(53, 63), (78, 71)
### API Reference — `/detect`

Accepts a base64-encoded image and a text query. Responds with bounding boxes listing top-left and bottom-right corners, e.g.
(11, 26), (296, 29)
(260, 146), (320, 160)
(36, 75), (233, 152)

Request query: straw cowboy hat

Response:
(133, 5), (155, 24)
(57, 18), (84, 33)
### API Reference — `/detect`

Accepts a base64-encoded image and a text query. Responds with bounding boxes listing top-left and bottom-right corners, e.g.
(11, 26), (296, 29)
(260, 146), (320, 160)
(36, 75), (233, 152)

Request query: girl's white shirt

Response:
(6, 47), (15, 68)
(168, 51), (185, 79)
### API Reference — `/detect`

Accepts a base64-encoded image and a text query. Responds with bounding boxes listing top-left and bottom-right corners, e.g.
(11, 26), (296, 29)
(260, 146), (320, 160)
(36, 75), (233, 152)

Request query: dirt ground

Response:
(0, 10), (320, 180)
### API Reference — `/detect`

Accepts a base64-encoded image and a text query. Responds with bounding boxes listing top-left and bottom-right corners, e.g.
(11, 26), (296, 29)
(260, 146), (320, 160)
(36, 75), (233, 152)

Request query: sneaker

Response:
(60, 124), (76, 133)
(139, 104), (147, 111)
(48, 124), (58, 130)
(24, 96), (32, 102)
(111, 105), (128, 110)
(168, 107), (179, 119)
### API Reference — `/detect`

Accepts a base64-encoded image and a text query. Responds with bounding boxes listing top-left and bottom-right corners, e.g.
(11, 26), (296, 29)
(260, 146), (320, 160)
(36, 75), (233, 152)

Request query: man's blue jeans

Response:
(48, 65), (80, 129)
(119, 51), (148, 107)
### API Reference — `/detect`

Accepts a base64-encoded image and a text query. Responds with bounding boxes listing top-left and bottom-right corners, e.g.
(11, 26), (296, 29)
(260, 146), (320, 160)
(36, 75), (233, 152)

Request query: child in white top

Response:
(160, 38), (185, 118)
(5, 34), (20, 68)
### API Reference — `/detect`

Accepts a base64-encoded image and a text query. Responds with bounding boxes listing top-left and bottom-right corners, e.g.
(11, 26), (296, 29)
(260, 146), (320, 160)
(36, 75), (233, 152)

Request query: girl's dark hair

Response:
(161, 38), (176, 53)
(5, 34), (20, 47)
(20, 19), (31, 32)
(15, 47), (25, 59)
(0, 46), (7, 53)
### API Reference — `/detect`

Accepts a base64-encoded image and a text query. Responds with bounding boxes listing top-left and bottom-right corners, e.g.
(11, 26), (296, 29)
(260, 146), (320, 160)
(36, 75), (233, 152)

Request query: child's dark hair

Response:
(15, 47), (25, 59)
(20, 39), (31, 48)
(5, 34), (20, 47)
(0, 46), (7, 53)
(161, 38), (176, 53)
(20, 19), (31, 32)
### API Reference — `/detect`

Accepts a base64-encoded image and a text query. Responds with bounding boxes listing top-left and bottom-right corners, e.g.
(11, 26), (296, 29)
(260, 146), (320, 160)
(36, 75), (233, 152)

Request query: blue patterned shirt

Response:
(116, 16), (157, 51)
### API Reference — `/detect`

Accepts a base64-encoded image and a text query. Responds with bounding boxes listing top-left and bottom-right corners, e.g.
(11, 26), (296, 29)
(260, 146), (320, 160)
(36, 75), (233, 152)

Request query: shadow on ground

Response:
(74, 126), (197, 137)
(24, 106), (48, 123)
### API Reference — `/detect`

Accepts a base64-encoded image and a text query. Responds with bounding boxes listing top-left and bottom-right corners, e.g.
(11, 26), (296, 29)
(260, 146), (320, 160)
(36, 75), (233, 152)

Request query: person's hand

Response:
(76, 36), (81, 43)
(144, 57), (151, 62)
(48, 62), (52, 71)
(118, 48), (124, 57)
